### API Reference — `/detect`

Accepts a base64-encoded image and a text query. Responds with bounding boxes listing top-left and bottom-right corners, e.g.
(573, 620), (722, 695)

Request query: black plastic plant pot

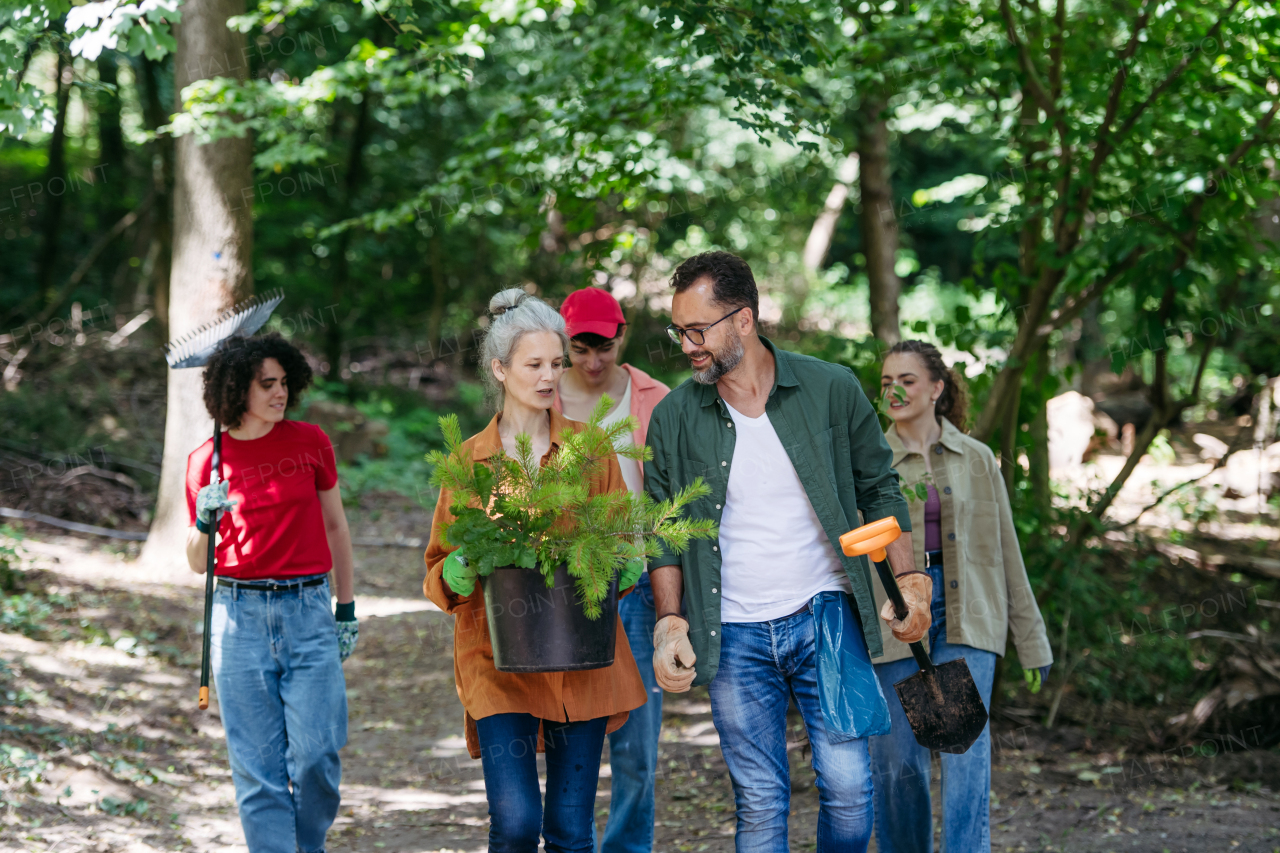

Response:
(481, 562), (620, 673)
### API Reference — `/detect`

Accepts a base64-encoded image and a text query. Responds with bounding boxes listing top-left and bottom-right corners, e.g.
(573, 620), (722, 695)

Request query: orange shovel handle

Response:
(839, 516), (902, 563)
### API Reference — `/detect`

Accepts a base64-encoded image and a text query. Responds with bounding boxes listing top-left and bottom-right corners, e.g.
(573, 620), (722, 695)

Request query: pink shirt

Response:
(554, 364), (671, 479)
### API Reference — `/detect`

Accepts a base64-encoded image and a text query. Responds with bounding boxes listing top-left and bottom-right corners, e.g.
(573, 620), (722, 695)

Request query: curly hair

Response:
(670, 251), (760, 328)
(201, 332), (314, 427)
(886, 339), (970, 433)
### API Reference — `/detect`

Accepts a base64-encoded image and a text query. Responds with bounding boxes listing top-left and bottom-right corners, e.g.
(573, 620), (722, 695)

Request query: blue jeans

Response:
(210, 576), (348, 853)
(869, 561), (997, 853)
(601, 573), (663, 853)
(708, 605), (875, 853)
(475, 713), (609, 853)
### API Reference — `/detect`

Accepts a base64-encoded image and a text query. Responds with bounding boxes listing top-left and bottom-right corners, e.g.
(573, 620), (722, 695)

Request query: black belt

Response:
(925, 550), (944, 569)
(217, 576), (326, 592)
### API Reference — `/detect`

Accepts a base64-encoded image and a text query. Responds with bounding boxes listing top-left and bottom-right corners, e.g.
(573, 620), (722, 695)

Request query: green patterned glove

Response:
(620, 560), (644, 590)
(336, 620), (359, 662)
(443, 549), (477, 596)
(195, 480), (237, 531)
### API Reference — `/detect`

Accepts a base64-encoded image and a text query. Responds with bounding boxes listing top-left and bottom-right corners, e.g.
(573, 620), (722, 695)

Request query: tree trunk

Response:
(1028, 351), (1051, 517)
(325, 97), (371, 376)
(35, 49), (72, 298)
(138, 56), (175, 343)
(141, 0), (253, 568)
(1000, 377), (1022, 497)
(856, 100), (901, 346)
(95, 53), (127, 184)
(803, 153), (859, 273)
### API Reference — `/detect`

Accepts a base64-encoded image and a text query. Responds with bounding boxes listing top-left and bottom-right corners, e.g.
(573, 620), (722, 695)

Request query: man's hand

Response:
(653, 615), (696, 692)
(442, 549), (478, 596)
(195, 481), (237, 530)
(880, 572), (932, 644)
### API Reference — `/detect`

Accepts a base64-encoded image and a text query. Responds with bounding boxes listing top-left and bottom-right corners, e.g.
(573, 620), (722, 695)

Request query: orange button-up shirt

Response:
(423, 409), (647, 758)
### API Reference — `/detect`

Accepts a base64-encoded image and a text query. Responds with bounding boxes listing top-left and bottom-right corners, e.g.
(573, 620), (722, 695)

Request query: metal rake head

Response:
(164, 290), (285, 369)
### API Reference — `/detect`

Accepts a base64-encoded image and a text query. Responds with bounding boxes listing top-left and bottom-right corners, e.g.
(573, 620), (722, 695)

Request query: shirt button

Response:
(710, 630), (717, 637)
(721, 461), (727, 466)
(712, 587), (718, 593)
(727, 422), (733, 428)
(712, 545), (719, 551)
(715, 504), (721, 509)
(950, 580), (958, 589)
(947, 532), (956, 541)
(943, 486), (952, 495)
(934, 445), (943, 455)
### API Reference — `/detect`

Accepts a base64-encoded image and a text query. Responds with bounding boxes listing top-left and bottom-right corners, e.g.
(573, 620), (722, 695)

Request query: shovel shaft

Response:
(198, 423), (222, 710)
(872, 558), (936, 676)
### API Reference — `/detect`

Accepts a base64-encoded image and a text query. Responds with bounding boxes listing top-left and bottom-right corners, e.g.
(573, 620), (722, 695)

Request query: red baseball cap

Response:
(561, 287), (626, 339)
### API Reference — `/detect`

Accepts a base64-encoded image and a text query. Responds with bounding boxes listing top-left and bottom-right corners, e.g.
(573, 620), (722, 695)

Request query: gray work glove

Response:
(195, 481), (237, 531)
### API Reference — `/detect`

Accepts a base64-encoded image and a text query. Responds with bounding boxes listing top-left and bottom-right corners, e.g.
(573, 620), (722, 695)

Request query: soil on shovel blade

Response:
(1, 496), (1278, 853)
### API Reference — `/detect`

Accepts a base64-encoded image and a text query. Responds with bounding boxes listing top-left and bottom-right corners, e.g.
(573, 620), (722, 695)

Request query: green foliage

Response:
(428, 397), (717, 618)
(0, 594), (57, 639)
(99, 796), (150, 817)
(0, 2), (69, 137)
(65, 0), (182, 61)
(301, 379), (488, 505)
(0, 744), (48, 787)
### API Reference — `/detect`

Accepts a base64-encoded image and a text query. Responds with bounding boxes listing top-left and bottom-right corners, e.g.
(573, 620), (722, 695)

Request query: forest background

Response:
(1, 0), (1280, 789)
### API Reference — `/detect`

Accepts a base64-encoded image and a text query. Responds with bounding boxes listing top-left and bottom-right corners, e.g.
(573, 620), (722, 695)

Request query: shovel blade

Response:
(893, 658), (989, 754)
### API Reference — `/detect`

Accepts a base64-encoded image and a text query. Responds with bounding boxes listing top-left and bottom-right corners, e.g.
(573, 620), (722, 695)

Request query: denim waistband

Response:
(216, 573), (329, 594)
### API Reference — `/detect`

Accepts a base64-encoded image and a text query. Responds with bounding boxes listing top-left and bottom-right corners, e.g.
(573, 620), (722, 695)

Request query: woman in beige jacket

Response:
(870, 340), (1053, 853)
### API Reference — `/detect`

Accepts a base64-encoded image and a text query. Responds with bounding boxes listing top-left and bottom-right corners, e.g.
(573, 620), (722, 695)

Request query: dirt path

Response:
(1, 515), (1278, 853)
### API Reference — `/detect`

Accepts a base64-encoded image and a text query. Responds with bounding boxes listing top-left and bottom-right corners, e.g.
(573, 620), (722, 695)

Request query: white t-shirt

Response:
(719, 400), (850, 622)
(599, 375), (642, 495)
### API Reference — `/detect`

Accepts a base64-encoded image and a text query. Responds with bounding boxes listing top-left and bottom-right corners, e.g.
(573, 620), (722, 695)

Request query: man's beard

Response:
(691, 333), (745, 385)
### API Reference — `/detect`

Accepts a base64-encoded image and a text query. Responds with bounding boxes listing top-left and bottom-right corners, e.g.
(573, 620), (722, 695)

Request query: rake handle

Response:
(199, 422), (222, 710)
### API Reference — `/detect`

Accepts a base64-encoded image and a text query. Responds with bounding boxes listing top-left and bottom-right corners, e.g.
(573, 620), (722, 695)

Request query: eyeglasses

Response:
(666, 307), (746, 346)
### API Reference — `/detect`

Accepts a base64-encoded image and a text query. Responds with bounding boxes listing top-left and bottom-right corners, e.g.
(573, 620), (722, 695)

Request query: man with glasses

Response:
(643, 251), (932, 853)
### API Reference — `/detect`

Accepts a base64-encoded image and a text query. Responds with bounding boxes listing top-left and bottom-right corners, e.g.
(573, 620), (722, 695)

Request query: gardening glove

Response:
(653, 615), (696, 693)
(1023, 664), (1051, 694)
(335, 601), (358, 663)
(619, 560), (644, 590)
(195, 481), (237, 532)
(442, 549), (478, 597)
(880, 571), (933, 644)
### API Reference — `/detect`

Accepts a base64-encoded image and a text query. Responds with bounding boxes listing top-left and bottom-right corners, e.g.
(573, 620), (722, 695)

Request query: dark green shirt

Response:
(643, 337), (912, 686)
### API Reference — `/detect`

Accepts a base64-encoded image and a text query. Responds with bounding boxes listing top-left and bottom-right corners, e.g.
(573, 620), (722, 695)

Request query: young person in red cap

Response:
(555, 286), (669, 853)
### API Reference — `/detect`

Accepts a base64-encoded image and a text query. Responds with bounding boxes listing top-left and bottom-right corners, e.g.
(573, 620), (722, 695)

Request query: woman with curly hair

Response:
(184, 331), (357, 853)
(870, 339), (1053, 853)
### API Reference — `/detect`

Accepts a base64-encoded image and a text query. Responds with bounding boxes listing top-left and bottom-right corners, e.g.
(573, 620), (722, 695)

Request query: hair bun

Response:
(489, 287), (531, 317)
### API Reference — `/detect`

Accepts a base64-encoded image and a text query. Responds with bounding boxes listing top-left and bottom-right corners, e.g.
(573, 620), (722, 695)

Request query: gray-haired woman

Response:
(422, 289), (646, 853)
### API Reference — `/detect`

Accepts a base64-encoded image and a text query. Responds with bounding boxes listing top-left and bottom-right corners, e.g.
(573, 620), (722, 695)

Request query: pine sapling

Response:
(427, 397), (717, 618)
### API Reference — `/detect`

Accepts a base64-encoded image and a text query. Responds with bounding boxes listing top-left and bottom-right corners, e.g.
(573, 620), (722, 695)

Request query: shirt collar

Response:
(470, 409), (569, 461)
(886, 416), (966, 466)
(622, 363), (659, 391)
(696, 335), (798, 408)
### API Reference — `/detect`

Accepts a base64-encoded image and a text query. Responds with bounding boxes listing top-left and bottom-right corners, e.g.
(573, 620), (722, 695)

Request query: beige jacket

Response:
(874, 418), (1054, 668)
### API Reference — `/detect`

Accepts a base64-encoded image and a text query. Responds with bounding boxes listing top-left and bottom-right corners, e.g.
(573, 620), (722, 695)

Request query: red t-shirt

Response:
(185, 420), (339, 580)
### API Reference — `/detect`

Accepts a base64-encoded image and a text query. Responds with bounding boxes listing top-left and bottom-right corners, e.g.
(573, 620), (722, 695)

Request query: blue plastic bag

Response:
(812, 590), (891, 743)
